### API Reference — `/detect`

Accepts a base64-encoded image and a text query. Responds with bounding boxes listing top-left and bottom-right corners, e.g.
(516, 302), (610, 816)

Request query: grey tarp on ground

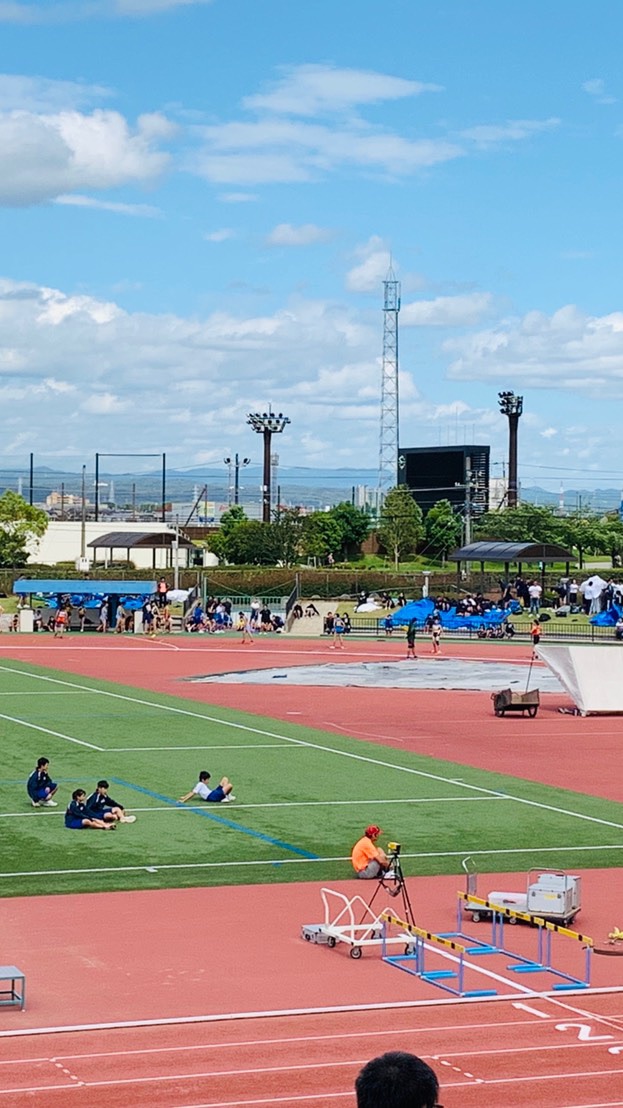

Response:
(190, 659), (563, 693)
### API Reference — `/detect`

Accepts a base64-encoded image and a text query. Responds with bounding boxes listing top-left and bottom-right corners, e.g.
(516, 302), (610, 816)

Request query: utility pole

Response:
(464, 456), (472, 546)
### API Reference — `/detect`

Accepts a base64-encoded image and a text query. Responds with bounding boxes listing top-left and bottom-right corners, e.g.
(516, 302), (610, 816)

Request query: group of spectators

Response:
(185, 596), (284, 635)
(27, 757), (136, 830)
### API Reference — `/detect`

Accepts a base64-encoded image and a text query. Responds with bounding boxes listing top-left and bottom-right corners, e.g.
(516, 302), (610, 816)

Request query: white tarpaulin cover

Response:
(537, 645), (623, 715)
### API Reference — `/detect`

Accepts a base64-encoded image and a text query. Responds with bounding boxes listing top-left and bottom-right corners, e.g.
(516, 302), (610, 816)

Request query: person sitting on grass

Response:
(86, 780), (137, 824)
(355, 1051), (440, 1108)
(351, 825), (391, 879)
(27, 757), (58, 807)
(179, 770), (236, 804)
(65, 789), (116, 830)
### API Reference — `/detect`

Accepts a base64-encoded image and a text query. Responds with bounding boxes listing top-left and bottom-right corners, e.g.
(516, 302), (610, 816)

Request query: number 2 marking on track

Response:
(555, 1022), (614, 1042)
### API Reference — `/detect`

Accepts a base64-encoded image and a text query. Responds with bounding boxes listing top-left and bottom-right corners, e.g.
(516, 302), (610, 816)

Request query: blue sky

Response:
(1, 0), (623, 494)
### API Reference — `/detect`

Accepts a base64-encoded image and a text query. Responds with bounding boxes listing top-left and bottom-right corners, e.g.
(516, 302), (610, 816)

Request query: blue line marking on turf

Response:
(109, 777), (319, 859)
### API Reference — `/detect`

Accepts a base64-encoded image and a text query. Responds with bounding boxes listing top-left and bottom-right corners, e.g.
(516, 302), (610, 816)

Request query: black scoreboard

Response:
(397, 445), (490, 515)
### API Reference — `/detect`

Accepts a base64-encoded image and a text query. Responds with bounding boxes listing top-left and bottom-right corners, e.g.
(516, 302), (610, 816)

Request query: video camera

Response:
(387, 841), (401, 856)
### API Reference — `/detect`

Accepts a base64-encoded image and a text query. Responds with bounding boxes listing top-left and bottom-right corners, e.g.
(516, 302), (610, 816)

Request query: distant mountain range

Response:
(0, 464), (620, 514)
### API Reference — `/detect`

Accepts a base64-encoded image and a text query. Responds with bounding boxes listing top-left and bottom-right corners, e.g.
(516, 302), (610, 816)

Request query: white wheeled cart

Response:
(301, 887), (415, 959)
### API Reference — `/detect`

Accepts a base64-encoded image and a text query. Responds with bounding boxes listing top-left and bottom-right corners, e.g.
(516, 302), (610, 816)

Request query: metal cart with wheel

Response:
(491, 687), (540, 718)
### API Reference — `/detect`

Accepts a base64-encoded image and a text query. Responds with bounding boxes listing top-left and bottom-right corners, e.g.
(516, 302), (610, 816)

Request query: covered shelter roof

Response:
(449, 541), (573, 563)
(87, 531), (194, 550)
(13, 579), (156, 596)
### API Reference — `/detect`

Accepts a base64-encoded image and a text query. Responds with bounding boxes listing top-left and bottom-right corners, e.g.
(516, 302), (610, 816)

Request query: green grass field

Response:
(2, 658), (623, 898)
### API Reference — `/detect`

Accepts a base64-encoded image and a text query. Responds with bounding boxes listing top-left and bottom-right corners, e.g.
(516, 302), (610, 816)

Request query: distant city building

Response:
(46, 490), (89, 509)
(397, 445), (490, 515)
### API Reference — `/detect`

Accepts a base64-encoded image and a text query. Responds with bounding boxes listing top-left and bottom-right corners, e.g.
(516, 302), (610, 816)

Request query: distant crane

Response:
(378, 261), (401, 501)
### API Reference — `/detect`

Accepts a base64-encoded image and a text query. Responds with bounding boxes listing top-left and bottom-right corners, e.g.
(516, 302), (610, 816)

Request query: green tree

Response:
(423, 499), (462, 563)
(223, 520), (280, 565)
(377, 486), (424, 568)
(0, 491), (48, 568)
(558, 511), (605, 570)
(272, 507), (305, 567)
(301, 512), (343, 563)
(326, 502), (370, 561)
(474, 503), (564, 545)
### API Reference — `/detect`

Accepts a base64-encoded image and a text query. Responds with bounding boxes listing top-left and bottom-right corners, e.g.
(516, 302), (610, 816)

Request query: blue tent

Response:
(590, 603), (622, 627)
(389, 597), (508, 632)
(13, 579), (156, 597)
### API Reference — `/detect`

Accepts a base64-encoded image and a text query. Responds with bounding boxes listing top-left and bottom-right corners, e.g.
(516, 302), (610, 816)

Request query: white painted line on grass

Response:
(111, 744), (294, 752)
(2, 842), (622, 880)
(0, 711), (103, 751)
(0, 796), (510, 819)
(1, 663), (622, 836)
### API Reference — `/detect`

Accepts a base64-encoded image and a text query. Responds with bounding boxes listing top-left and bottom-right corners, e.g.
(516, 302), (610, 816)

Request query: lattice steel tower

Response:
(378, 262), (401, 498)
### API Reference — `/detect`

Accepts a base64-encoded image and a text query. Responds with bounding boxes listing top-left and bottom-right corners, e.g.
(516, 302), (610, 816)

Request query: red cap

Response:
(365, 825), (382, 838)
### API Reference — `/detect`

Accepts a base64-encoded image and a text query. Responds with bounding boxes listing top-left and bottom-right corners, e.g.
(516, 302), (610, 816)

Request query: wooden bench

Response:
(0, 966), (26, 1010)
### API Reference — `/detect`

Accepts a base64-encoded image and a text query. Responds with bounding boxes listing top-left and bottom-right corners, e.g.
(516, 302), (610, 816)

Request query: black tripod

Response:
(364, 847), (416, 928)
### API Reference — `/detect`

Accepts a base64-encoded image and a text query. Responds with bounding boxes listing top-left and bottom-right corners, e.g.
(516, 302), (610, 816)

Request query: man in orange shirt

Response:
(351, 825), (390, 879)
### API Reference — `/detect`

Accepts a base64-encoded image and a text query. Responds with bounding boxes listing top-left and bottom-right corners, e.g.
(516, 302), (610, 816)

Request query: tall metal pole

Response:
(378, 261), (401, 499)
(247, 411), (290, 524)
(498, 392), (523, 509)
(80, 465), (86, 559)
(95, 453), (99, 522)
(234, 454), (240, 505)
(29, 452), (34, 505)
(161, 452), (166, 523)
(262, 429), (272, 523)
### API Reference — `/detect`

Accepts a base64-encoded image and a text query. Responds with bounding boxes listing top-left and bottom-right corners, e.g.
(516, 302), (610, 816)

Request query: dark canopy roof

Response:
(88, 530), (194, 549)
(449, 541), (573, 563)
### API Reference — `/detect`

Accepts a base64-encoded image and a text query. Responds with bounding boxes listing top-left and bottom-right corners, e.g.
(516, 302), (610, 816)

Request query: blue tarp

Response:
(13, 579), (156, 597)
(590, 603), (622, 626)
(389, 597), (509, 631)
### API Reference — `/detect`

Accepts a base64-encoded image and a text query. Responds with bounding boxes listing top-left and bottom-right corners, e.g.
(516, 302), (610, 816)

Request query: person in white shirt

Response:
(179, 770), (236, 804)
(528, 581), (542, 614)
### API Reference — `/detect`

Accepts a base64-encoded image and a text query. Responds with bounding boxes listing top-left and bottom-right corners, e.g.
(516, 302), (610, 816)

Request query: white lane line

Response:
(2, 842), (622, 879)
(1, 664), (622, 835)
(2, 986), (623, 1040)
(0, 711), (102, 751)
(0, 797), (508, 818)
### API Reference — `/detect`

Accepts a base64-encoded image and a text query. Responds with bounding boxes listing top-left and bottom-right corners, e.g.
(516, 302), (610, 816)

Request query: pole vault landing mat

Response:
(188, 658), (564, 692)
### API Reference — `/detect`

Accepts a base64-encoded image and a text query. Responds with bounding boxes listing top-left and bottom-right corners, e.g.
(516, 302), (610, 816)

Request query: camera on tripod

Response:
(387, 841), (401, 857)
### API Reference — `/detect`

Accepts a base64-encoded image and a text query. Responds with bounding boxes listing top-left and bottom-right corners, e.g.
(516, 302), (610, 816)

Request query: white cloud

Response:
(265, 223), (332, 247)
(401, 292), (495, 327)
(445, 303), (623, 395)
(345, 237), (391, 293)
(55, 194), (162, 217)
(459, 117), (560, 148)
(0, 108), (174, 205)
(582, 78), (617, 105)
(81, 391), (126, 413)
(218, 191), (258, 203)
(540, 427), (558, 438)
(0, 0), (211, 22)
(243, 64), (442, 117)
(0, 74), (111, 112)
(203, 228), (235, 242)
(0, 276), (385, 466)
(194, 116), (463, 185)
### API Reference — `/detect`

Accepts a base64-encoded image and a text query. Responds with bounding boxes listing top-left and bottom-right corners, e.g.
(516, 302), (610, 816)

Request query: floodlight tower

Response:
(378, 261), (401, 502)
(498, 391), (523, 508)
(247, 409), (290, 522)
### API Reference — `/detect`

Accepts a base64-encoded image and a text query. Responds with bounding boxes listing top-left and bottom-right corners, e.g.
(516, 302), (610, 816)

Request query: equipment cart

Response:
(491, 687), (540, 718)
(301, 887), (415, 959)
(463, 859), (581, 927)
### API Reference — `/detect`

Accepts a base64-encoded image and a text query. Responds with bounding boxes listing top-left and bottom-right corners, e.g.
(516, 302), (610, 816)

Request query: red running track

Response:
(2, 992), (623, 1107)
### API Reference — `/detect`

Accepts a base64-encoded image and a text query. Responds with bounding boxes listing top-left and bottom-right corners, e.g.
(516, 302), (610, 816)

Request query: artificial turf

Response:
(2, 658), (623, 897)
